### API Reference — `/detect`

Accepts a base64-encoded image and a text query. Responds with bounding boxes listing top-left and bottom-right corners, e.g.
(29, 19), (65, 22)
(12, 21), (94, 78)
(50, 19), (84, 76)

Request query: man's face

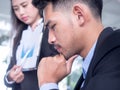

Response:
(43, 3), (81, 59)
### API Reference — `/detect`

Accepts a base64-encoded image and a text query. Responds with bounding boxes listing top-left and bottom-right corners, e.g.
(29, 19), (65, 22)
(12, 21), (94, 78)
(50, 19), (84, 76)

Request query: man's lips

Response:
(54, 45), (61, 53)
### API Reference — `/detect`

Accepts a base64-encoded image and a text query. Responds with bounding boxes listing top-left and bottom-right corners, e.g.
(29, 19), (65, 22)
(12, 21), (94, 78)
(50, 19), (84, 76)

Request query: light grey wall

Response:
(0, 0), (120, 28)
(102, 0), (120, 28)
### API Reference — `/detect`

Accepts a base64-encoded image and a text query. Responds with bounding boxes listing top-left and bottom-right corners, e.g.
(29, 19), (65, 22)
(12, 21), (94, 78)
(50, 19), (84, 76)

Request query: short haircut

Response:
(39, 0), (103, 18)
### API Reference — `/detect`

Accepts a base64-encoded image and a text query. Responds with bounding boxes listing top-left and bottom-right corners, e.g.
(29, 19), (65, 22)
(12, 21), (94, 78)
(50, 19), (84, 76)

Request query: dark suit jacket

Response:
(4, 28), (58, 90)
(75, 27), (120, 90)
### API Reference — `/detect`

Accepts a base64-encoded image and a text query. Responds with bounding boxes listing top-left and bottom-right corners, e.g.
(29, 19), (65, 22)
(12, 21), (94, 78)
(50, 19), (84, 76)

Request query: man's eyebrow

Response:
(45, 20), (51, 28)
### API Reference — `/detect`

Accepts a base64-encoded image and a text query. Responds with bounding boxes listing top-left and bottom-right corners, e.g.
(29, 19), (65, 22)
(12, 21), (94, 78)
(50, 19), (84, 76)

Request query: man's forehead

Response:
(44, 3), (53, 13)
(43, 4), (53, 24)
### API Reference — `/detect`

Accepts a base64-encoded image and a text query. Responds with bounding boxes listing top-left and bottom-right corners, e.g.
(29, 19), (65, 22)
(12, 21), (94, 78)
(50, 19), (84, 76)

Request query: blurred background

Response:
(0, 0), (120, 90)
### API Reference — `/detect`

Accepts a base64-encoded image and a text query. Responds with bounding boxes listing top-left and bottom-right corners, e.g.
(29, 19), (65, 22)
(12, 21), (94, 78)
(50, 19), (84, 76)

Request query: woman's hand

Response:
(8, 65), (24, 83)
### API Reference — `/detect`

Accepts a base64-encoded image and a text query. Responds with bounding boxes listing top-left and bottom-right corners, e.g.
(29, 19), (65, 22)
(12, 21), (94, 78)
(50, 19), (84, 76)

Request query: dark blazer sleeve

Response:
(4, 40), (19, 88)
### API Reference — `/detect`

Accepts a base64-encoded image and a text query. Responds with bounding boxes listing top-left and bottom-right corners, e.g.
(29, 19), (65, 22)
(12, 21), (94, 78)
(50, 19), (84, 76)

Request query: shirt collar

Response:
(82, 41), (97, 78)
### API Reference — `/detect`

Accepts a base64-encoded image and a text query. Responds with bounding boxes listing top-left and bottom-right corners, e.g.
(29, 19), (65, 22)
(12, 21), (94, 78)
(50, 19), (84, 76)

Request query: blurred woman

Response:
(4, 0), (58, 90)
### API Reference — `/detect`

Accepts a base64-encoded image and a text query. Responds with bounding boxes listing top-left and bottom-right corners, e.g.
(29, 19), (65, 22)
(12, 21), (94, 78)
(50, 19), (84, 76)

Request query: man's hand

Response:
(37, 54), (77, 86)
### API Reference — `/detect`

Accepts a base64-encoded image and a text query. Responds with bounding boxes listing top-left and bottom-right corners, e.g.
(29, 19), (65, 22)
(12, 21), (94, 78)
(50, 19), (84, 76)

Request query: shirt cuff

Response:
(5, 71), (15, 84)
(40, 83), (58, 90)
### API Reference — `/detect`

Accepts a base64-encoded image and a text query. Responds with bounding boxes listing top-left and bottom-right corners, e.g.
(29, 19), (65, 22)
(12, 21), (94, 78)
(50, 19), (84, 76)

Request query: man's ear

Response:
(72, 4), (88, 26)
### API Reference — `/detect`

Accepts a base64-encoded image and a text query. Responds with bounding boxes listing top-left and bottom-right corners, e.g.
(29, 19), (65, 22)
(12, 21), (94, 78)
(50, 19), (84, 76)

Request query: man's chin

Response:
(63, 54), (71, 60)
(63, 53), (77, 60)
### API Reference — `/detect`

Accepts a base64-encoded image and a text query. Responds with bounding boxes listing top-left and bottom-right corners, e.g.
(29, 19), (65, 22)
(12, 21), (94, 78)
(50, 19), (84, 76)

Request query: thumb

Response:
(12, 65), (21, 72)
(12, 65), (18, 71)
(66, 55), (78, 74)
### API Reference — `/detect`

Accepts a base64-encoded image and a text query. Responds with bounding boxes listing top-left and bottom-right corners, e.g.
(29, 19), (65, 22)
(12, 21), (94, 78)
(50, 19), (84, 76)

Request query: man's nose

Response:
(48, 30), (56, 44)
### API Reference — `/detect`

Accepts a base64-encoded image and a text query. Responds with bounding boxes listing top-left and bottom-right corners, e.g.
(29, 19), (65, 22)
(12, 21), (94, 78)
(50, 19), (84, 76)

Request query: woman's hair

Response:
(10, 0), (42, 50)
(32, 0), (43, 17)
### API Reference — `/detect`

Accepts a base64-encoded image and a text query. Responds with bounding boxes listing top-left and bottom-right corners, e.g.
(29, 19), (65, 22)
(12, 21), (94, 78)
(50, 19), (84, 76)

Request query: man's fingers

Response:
(67, 55), (78, 74)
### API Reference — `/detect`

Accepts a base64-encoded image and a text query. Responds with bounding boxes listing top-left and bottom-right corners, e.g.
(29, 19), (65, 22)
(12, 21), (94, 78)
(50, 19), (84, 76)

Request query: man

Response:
(37, 0), (120, 90)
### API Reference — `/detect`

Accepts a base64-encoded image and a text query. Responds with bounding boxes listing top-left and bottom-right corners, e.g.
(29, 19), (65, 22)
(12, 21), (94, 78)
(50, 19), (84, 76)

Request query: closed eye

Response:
(22, 3), (27, 8)
(51, 24), (56, 31)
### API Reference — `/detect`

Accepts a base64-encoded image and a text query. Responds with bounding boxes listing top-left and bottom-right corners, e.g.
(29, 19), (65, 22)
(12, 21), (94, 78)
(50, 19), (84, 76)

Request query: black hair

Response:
(83, 0), (103, 18)
(32, 0), (43, 17)
(39, 0), (103, 18)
